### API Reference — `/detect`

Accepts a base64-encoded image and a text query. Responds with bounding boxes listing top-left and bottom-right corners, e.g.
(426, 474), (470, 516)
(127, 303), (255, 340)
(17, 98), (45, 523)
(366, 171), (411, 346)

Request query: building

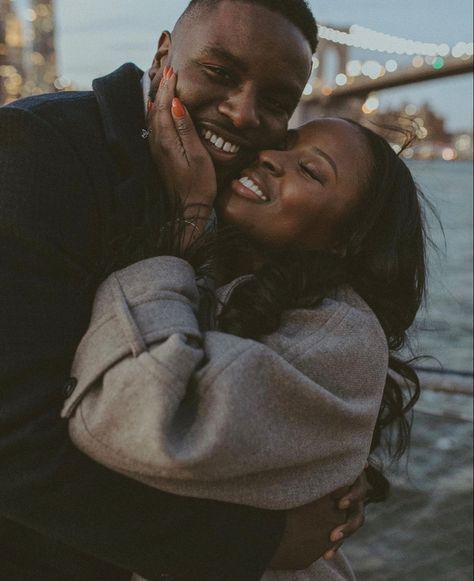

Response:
(25, 0), (57, 96)
(0, 0), (25, 104)
(1, 0), (58, 105)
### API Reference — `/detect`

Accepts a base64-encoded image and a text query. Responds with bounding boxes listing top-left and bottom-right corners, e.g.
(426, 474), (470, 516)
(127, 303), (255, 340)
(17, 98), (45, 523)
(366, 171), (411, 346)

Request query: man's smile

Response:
(200, 129), (241, 154)
(197, 121), (257, 166)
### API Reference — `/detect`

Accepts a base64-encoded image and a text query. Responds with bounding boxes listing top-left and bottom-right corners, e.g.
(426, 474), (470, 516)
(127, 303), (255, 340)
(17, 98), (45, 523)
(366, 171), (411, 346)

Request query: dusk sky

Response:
(15, 0), (474, 131)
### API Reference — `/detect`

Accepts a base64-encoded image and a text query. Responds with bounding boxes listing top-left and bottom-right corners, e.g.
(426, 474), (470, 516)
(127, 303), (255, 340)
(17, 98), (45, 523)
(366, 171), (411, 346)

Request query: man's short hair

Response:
(181, 0), (318, 54)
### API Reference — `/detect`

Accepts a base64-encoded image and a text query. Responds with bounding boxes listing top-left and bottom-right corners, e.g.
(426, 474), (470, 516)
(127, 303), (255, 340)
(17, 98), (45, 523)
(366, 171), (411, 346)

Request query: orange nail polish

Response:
(166, 67), (174, 79)
(172, 97), (186, 118)
(147, 99), (153, 113)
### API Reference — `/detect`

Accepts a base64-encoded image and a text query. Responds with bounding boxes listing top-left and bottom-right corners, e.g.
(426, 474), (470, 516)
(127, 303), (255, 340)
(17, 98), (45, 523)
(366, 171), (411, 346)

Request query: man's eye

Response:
(204, 65), (234, 83)
(263, 97), (290, 115)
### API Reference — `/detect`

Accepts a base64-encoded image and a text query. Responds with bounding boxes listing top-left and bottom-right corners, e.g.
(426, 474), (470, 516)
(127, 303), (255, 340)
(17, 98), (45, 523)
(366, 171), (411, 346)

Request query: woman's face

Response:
(217, 118), (371, 251)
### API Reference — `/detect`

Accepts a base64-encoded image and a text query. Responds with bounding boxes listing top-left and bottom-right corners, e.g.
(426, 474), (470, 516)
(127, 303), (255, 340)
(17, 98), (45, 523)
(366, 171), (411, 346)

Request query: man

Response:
(0, 1), (365, 579)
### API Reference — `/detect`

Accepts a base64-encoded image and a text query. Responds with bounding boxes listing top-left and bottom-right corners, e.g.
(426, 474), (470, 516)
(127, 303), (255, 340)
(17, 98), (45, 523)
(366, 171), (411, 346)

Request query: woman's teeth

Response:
(201, 130), (241, 154)
(239, 177), (268, 201)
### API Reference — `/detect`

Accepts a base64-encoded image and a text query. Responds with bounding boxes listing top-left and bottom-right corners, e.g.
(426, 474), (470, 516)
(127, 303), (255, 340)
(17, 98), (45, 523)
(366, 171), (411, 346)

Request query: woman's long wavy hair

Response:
(212, 120), (432, 501)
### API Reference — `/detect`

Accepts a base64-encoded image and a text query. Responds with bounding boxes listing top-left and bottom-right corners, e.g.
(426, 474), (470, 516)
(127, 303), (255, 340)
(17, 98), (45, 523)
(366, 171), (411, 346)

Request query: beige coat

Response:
(62, 256), (388, 579)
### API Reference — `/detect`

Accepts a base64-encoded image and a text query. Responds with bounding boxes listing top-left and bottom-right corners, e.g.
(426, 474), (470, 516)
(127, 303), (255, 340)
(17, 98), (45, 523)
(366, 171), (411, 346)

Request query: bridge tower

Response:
(292, 26), (365, 125)
(315, 35), (349, 86)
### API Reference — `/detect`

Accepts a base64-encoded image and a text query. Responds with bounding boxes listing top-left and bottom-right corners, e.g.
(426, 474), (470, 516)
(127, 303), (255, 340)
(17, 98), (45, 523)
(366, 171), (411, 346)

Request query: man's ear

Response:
(150, 31), (172, 80)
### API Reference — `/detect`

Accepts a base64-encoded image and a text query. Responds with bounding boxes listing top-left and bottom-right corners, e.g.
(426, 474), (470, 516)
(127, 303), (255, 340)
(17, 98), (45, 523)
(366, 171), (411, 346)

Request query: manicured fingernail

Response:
(147, 99), (153, 113)
(163, 65), (170, 78)
(172, 97), (186, 118)
(166, 66), (174, 79)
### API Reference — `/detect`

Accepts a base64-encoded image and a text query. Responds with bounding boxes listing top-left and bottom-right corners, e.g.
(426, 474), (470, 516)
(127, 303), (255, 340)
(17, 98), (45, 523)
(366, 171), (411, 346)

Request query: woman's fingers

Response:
(152, 66), (178, 143)
(146, 66), (217, 214)
(153, 68), (207, 166)
(171, 97), (210, 165)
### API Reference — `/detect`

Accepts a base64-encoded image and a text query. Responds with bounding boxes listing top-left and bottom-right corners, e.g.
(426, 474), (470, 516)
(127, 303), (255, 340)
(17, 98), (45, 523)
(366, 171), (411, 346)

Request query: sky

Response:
(14, 0), (474, 132)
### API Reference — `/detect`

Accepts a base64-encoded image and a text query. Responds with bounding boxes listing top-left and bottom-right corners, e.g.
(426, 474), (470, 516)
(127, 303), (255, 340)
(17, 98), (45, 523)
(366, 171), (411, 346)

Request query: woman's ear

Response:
(149, 31), (172, 81)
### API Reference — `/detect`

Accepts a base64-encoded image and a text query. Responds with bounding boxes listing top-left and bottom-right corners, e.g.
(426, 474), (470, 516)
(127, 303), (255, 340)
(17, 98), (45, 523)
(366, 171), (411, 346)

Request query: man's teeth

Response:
(201, 130), (240, 154)
(239, 177), (268, 201)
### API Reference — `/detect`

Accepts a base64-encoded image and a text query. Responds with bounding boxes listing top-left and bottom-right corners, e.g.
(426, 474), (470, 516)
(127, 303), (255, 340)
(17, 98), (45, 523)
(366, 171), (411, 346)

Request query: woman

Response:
(62, 70), (426, 579)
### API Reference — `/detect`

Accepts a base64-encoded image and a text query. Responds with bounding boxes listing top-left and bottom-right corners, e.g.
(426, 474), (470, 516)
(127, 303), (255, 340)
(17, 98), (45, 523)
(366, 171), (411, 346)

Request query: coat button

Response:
(64, 377), (78, 398)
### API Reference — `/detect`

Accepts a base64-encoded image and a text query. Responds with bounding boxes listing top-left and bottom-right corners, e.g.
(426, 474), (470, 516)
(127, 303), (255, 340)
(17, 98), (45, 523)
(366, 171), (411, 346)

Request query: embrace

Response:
(0, 1), (428, 580)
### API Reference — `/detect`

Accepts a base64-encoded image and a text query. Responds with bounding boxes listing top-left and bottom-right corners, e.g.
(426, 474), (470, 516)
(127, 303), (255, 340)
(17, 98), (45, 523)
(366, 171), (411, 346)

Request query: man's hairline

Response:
(173, 0), (314, 55)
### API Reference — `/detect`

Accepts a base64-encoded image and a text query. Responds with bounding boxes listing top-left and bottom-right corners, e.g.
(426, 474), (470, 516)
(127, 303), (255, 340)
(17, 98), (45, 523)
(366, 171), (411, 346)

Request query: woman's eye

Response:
(300, 163), (323, 182)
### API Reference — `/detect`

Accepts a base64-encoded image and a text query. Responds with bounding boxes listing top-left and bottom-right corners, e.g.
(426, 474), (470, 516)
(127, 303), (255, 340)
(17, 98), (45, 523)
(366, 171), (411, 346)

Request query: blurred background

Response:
(1, 1), (472, 579)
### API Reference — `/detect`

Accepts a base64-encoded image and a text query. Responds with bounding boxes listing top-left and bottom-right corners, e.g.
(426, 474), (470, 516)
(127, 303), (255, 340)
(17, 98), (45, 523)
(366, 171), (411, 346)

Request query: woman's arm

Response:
(63, 255), (387, 510)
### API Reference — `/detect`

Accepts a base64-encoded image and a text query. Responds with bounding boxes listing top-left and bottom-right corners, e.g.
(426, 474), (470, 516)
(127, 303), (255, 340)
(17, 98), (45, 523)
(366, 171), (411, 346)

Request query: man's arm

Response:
(0, 106), (286, 581)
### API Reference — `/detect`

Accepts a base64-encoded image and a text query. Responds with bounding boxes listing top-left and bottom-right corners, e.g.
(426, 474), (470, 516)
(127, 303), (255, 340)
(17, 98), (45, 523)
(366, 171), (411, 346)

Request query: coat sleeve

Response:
(0, 106), (285, 581)
(64, 255), (389, 510)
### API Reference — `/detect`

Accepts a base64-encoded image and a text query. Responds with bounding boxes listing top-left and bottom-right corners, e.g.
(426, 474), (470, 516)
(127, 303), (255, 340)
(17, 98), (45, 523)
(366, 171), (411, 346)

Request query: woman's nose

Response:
(218, 86), (260, 129)
(257, 150), (285, 176)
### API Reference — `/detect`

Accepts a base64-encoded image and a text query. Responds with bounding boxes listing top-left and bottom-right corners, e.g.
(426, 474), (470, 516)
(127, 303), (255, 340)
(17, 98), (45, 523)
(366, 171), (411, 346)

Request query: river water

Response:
(346, 160), (473, 580)
(409, 160), (473, 373)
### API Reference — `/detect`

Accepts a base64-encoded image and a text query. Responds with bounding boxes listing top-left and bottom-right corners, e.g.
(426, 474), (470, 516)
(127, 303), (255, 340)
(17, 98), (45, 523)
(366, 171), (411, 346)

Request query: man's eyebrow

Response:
(199, 45), (248, 71)
(312, 146), (338, 179)
(199, 45), (301, 104)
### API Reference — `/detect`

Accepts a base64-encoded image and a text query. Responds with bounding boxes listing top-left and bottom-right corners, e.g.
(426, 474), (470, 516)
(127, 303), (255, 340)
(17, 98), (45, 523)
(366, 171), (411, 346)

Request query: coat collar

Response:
(92, 62), (155, 182)
(92, 63), (166, 230)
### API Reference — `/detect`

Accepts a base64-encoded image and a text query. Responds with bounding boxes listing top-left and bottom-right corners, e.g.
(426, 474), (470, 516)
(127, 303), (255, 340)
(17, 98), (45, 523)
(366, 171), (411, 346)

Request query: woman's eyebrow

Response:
(311, 146), (338, 179)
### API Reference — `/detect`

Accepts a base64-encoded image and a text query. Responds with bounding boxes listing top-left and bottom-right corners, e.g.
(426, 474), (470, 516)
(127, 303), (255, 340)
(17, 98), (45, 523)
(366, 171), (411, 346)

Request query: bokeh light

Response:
(442, 147), (457, 161)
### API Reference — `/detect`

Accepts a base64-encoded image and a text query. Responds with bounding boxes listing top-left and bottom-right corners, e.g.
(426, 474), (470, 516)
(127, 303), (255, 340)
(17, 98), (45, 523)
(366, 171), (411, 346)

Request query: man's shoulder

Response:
(3, 89), (101, 136)
(6, 89), (95, 113)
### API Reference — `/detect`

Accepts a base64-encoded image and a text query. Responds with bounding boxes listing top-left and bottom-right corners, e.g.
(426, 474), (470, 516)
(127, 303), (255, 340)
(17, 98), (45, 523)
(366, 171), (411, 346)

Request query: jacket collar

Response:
(92, 63), (166, 230)
(92, 62), (154, 181)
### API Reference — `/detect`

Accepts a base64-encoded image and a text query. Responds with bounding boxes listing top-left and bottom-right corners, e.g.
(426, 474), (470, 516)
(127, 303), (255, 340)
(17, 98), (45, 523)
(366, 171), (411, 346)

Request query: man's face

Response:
(149, 0), (313, 186)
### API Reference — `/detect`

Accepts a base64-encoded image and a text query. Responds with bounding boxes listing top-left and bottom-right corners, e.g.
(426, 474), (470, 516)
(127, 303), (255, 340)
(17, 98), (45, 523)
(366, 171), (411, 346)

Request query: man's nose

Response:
(218, 86), (260, 129)
(257, 150), (285, 176)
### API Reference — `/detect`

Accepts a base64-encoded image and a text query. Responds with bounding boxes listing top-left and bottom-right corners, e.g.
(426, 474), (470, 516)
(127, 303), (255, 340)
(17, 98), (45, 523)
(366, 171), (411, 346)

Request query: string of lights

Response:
(319, 24), (474, 59)
(305, 23), (473, 92)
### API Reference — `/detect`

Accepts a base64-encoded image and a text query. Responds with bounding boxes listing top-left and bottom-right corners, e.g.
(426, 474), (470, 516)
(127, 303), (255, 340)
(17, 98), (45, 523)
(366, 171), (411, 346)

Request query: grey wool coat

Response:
(63, 256), (388, 579)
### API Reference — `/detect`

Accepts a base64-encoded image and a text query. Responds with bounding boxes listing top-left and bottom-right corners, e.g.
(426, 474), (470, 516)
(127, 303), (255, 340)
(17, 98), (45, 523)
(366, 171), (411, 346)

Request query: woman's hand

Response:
(147, 67), (217, 246)
(268, 470), (368, 570)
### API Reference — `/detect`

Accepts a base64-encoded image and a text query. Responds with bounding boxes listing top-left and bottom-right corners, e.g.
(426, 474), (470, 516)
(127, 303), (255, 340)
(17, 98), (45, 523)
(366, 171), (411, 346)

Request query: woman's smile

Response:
(231, 174), (270, 203)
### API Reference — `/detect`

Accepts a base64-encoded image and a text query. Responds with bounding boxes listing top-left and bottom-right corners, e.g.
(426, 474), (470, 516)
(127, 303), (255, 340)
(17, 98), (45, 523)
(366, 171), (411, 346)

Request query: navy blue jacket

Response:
(0, 63), (285, 581)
